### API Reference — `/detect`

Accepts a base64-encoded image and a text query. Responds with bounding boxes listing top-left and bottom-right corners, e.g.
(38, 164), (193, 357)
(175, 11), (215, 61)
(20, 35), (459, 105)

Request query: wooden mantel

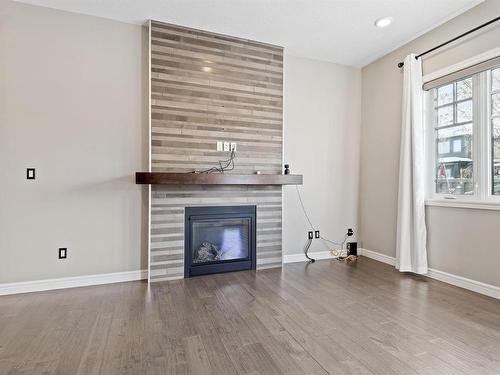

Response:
(136, 172), (303, 186)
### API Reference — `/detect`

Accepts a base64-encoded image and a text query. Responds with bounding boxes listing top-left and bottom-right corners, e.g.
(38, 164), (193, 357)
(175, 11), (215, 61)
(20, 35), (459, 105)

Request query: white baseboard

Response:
(0, 269), (148, 296)
(425, 268), (500, 300)
(6, 250), (499, 300)
(359, 248), (396, 266)
(283, 250), (338, 263)
(359, 248), (500, 300)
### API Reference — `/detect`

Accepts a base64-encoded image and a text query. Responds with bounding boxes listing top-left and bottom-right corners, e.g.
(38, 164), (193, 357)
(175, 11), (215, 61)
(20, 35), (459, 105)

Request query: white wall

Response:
(0, 3), (362, 284)
(359, 0), (500, 286)
(283, 56), (361, 256)
(0, 2), (148, 283)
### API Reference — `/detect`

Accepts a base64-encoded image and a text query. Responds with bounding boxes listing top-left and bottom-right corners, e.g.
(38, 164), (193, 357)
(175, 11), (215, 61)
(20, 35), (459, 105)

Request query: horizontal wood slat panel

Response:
(150, 31), (283, 62)
(150, 39), (283, 71)
(149, 20), (284, 282)
(151, 22), (283, 52)
(150, 185), (283, 280)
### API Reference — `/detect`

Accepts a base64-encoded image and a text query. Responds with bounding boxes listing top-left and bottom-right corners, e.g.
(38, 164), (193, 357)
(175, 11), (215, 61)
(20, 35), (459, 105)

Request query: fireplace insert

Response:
(184, 205), (256, 277)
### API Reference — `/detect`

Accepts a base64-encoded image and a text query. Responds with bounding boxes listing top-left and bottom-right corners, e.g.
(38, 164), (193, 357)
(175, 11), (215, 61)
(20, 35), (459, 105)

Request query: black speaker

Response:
(347, 242), (357, 256)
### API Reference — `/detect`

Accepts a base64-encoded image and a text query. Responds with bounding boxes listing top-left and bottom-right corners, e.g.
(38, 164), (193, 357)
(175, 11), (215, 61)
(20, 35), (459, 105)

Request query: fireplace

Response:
(184, 206), (257, 277)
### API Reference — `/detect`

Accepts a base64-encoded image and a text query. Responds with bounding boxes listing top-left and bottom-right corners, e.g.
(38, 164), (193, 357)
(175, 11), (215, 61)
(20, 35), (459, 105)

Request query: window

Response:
(438, 141), (450, 154)
(432, 77), (473, 196)
(427, 66), (500, 203)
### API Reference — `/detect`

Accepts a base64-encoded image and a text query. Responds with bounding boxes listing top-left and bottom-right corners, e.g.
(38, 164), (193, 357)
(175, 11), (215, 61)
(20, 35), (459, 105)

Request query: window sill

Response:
(425, 199), (500, 211)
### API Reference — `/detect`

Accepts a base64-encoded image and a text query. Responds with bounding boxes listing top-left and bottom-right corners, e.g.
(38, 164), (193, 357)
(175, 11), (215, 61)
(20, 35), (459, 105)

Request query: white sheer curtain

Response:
(395, 54), (428, 274)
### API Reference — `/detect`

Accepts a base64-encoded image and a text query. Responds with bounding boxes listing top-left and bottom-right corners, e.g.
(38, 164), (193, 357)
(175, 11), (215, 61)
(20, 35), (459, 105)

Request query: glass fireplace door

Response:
(191, 218), (250, 264)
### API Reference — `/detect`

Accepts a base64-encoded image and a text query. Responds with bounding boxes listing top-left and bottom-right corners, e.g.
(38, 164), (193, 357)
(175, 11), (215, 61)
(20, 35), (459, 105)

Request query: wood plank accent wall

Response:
(149, 21), (284, 282)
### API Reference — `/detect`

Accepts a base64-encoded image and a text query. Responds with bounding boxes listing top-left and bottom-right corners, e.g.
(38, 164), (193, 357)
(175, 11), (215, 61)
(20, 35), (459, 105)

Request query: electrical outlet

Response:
(315, 230), (320, 239)
(59, 248), (67, 259)
(216, 141), (223, 151)
(223, 142), (230, 152)
(27, 168), (35, 180)
(230, 142), (237, 151)
(308, 231), (314, 240)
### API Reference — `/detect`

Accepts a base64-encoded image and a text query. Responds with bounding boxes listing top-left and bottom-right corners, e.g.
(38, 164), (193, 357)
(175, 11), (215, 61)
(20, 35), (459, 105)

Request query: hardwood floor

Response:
(1, 257), (500, 374)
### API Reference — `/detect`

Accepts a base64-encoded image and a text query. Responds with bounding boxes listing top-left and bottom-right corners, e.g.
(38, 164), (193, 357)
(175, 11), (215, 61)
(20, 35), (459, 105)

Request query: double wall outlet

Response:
(216, 141), (237, 152)
(307, 231), (321, 239)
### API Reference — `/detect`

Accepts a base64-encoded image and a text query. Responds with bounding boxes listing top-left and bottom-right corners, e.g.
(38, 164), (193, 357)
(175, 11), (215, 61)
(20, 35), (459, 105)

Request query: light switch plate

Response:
(223, 142), (230, 152)
(230, 142), (237, 151)
(27, 168), (35, 180)
(216, 141), (223, 151)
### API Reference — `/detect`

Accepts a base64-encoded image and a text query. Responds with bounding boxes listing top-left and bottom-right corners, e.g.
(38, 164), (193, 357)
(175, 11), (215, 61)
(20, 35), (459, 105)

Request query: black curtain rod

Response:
(397, 15), (500, 68)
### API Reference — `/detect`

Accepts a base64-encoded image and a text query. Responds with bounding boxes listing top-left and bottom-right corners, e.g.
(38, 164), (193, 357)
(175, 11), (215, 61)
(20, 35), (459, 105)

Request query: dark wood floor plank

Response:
(1, 257), (500, 374)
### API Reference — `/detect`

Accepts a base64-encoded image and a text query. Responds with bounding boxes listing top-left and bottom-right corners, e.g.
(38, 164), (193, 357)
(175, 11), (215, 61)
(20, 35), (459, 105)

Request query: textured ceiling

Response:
(16, 0), (483, 67)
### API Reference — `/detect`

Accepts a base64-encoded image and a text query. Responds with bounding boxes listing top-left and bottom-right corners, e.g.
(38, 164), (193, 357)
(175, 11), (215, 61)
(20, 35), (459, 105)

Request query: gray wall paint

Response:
(360, 0), (500, 286)
(0, 2), (148, 283)
(0, 2), (361, 283)
(426, 206), (500, 287)
(283, 56), (361, 255)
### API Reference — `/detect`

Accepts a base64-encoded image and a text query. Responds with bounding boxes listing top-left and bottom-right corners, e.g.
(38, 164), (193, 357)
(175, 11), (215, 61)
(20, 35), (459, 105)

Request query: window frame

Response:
(425, 68), (500, 208)
(489, 67), (500, 198)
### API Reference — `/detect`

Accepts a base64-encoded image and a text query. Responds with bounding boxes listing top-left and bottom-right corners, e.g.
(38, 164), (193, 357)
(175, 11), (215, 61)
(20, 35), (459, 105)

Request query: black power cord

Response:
(295, 185), (355, 261)
(192, 149), (236, 174)
(304, 237), (315, 263)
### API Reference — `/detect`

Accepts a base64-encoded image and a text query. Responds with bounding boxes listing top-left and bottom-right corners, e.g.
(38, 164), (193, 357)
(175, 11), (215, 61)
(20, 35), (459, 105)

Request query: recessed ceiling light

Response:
(375, 17), (393, 28)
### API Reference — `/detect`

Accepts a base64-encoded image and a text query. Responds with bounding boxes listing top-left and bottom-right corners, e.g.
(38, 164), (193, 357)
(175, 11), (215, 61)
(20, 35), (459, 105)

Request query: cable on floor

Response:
(295, 185), (357, 262)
